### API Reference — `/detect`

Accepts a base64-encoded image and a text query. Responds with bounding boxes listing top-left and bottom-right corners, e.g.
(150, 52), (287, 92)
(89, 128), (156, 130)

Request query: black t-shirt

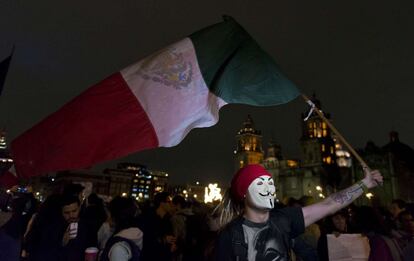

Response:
(215, 207), (305, 261)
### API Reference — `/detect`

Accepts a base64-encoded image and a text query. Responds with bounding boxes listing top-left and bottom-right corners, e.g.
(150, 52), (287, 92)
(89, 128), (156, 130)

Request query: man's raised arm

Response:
(302, 169), (383, 227)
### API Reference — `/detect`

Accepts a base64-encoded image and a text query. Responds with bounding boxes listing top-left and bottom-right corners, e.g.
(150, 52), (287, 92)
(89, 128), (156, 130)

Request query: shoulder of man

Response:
(218, 216), (248, 260)
(270, 207), (305, 238)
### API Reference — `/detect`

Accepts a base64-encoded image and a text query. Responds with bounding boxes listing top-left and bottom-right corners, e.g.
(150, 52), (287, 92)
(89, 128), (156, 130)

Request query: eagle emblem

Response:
(138, 48), (193, 89)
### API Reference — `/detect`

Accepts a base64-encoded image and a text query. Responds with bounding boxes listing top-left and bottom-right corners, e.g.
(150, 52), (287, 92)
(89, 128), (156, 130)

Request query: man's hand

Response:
(362, 168), (383, 189)
(165, 235), (177, 245)
(62, 229), (71, 246)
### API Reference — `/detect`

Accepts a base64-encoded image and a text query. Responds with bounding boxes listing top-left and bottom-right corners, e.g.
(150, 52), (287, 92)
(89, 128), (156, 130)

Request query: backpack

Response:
(100, 236), (141, 261)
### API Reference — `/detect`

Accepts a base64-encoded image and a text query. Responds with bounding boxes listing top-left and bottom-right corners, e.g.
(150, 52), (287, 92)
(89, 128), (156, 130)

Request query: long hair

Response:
(212, 189), (243, 230)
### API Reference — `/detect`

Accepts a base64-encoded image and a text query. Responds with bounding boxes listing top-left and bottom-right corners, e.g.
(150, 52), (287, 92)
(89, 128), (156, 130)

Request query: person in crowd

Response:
(399, 210), (414, 239)
(389, 199), (407, 229)
(100, 196), (143, 261)
(395, 209), (414, 255)
(399, 209), (414, 260)
(0, 189), (36, 261)
(62, 183), (85, 203)
(213, 164), (383, 261)
(356, 206), (403, 261)
(138, 191), (177, 261)
(83, 193), (107, 245)
(26, 194), (93, 261)
(171, 195), (208, 261)
(60, 195), (95, 261)
(97, 214), (115, 252)
(317, 209), (350, 261)
(24, 194), (63, 261)
(171, 195), (192, 261)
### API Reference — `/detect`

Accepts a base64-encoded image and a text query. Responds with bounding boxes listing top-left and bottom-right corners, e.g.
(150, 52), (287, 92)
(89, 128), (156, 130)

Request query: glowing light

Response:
(366, 193), (374, 199)
(204, 183), (223, 203)
(193, 194), (197, 198)
(183, 190), (188, 194)
(165, 173), (169, 177)
(319, 193), (325, 198)
(316, 186), (322, 191)
(36, 192), (40, 196)
(196, 181), (200, 185)
(138, 193), (143, 197)
(6, 189), (10, 193)
(121, 192), (127, 197)
(287, 160), (298, 167)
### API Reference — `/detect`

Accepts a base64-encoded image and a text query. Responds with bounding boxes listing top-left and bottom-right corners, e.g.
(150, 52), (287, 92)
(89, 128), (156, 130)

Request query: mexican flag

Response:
(11, 16), (299, 178)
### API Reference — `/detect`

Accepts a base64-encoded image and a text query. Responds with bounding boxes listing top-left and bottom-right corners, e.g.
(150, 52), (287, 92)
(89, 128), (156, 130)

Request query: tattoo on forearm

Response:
(330, 184), (363, 205)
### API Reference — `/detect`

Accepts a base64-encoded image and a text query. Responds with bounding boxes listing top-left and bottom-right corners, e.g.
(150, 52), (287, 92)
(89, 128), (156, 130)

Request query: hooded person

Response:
(214, 164), (383, 261)
(100, 196), (143, 261)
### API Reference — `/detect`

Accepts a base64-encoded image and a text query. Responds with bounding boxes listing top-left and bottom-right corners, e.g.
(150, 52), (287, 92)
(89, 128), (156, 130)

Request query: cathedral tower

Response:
(300, 94), (336, 167)
(234, 115), (264, 170)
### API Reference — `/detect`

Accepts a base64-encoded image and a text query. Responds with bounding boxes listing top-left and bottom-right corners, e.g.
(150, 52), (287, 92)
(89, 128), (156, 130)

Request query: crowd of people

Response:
(0, 183), (215, 261)
(0, 164), (412, 260)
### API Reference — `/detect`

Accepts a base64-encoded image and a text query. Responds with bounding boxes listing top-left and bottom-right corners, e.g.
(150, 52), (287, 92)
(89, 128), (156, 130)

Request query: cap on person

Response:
(231, 164), (272, 202)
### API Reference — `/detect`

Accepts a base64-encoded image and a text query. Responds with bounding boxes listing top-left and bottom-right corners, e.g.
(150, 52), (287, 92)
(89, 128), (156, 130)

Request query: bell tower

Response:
(300, 94), (336, 167)
(234, 115), (264, 170)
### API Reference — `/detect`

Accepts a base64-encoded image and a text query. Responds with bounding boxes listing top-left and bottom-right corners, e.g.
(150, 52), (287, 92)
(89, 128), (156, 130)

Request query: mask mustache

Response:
(259, 192), (274, 197)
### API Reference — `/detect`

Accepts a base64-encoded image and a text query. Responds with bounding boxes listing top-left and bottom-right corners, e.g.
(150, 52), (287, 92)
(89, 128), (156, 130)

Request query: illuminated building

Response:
(236, 97), (412, 205)
(170, 182), (205, 202)
(300, 94), (336, 168)
(353, 132), (414, 205)
(299, 94), (356, 193)
(111, 163), (169, 200)
(234, 115), (264, 170)
(29, 163), (170, 200)
(236, 95), (354, 200)
(0, 130), (13, 173)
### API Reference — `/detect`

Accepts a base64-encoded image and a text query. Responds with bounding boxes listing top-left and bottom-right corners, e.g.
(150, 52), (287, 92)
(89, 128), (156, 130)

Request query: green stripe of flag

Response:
(189, 16), (299, 106)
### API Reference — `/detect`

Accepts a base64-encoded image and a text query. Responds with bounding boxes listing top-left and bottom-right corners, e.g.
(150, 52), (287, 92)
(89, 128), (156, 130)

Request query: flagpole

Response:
(301, 94), (370, 170)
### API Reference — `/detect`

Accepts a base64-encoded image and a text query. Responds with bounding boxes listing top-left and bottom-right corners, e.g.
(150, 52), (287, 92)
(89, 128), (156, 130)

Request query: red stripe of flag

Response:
(11, 73), (158, 179)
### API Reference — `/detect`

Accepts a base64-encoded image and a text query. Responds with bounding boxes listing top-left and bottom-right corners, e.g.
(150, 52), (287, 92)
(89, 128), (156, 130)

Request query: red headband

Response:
(231, 164), (272, 201)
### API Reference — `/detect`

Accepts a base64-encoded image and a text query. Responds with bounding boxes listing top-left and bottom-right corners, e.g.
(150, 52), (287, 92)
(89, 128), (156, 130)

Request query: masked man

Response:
(214, 164), (383, 261)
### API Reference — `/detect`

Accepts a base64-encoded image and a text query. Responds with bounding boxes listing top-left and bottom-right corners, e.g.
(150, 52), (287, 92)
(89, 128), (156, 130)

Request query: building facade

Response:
(0, 130), (13, 174)
(235, 95), (354, 202)
(234, 97), (413, 205)
(105, 163), (169, 201)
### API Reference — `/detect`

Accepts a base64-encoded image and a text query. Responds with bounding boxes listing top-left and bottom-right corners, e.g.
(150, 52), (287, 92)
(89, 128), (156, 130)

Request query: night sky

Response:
(1, 1), (413, 186)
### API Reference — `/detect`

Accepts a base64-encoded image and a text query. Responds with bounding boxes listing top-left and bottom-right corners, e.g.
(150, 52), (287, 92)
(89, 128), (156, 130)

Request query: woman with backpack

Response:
(100, 196), (143, 261)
